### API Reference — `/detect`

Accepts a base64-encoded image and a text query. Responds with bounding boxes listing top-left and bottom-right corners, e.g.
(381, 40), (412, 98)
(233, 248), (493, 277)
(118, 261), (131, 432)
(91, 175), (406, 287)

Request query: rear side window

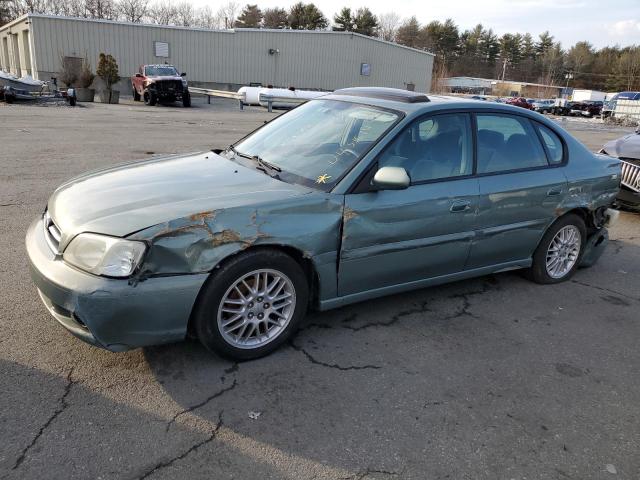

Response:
(536, 124), (564, 164)
(476, 114), (548, 174)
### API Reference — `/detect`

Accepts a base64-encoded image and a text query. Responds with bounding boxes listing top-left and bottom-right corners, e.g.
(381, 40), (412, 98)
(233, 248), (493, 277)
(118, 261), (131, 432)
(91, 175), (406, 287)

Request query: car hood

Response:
(603, 133), (640, 160)
(48, 152), (311, 243)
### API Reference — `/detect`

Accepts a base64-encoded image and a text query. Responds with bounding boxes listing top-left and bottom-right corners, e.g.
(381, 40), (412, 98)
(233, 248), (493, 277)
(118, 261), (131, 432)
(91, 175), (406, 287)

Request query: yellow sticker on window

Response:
(316, 174), (332, 184)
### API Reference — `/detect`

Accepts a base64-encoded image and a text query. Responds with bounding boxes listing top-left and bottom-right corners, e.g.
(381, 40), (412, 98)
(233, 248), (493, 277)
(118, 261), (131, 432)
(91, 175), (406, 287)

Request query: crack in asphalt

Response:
(441, 292), (482, 321)
(342, 302), (431, 332)
(138, 411), (223, 480)
(340, 468), (399, 479)
(571, 279), (639, 302)
(12, 367), (76, 470)
(165, 379), (238, 432)
(289, 341), (382, 370)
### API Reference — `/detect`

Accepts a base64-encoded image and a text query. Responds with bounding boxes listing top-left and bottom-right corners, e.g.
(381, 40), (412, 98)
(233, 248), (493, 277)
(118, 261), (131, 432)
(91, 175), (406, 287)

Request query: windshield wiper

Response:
(227, 145), (282, 176)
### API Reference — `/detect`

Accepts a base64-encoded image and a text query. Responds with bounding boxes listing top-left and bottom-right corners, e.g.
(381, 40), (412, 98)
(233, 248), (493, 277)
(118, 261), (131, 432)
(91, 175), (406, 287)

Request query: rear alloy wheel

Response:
(194, 250), (309, 360)
(526, 214), (586, 284)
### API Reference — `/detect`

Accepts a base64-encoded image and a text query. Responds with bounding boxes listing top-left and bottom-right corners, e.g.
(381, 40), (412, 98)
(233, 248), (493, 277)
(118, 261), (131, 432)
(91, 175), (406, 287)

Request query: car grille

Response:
(155, 80), (183, 93)
(43, 211), (62, 254)
(620, 158), (640, 192)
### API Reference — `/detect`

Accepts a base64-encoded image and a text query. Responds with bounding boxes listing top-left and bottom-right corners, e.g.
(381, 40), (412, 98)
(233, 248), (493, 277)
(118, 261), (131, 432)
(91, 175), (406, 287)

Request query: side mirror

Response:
(181, 72), (187, 77)
(371, 166), (410, 190)
(135, 73), (142, 78)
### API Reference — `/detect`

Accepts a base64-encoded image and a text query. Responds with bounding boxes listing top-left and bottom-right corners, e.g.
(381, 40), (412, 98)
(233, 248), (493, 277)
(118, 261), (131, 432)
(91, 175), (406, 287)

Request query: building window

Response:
(154, 41), (170, 58)
(360, 63), (371, 76)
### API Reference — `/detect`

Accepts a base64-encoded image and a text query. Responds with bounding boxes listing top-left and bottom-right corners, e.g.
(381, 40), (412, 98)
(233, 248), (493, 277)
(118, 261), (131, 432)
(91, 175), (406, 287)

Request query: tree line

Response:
(1, 0), (639, 91)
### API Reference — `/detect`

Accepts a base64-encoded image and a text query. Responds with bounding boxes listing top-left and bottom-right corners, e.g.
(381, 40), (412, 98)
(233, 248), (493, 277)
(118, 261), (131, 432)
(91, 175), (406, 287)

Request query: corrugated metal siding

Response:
(24, 16), (433, 91)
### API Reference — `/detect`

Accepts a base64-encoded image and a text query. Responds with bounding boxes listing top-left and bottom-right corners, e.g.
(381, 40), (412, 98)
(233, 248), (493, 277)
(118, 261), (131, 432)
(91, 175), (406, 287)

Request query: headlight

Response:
(63, 233), (146, 277)
(182, 78), (188, 86)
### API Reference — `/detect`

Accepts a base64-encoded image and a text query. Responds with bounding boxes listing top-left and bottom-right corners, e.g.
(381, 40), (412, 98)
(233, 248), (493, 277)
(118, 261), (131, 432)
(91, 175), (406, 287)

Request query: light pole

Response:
(564, 72), (573, 99)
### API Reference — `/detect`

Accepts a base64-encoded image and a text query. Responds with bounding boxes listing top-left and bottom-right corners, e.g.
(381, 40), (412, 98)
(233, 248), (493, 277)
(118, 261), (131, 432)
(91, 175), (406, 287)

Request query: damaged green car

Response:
(26, 88), (621, 360)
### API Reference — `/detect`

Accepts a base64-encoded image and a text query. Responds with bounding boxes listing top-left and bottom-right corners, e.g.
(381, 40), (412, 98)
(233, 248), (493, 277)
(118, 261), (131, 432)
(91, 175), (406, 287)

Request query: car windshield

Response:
(231, 99), (401, 190)
(145, 66), (178, 76)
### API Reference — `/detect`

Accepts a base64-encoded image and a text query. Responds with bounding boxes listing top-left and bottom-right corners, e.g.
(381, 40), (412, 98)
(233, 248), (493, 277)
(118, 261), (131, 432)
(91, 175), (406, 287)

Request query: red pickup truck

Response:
(132, 64), (191, 107)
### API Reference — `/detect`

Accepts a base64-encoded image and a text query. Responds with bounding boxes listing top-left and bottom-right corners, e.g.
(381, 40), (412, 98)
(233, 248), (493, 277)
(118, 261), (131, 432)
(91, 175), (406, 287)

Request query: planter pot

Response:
(75, 88), (95, 102)
(96, 90), (120, 104)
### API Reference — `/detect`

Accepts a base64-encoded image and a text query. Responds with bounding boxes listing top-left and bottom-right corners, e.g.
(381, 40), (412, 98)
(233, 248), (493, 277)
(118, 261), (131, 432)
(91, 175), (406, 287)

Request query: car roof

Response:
(319, 90), (541, 117)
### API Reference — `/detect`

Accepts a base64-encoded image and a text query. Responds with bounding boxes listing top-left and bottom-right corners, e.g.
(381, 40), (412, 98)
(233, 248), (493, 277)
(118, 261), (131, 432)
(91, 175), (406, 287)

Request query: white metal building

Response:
(0, 14), (435, 92)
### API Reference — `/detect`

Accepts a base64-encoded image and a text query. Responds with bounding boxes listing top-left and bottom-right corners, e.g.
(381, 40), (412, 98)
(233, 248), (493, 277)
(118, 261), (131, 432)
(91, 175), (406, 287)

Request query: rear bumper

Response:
(26, 217), (208, 352)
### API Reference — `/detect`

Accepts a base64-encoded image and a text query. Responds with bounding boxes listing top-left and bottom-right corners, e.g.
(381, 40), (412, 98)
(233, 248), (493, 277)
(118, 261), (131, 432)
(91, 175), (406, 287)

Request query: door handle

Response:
(450, 200), (471, 213)
(547, 187), (563, 196)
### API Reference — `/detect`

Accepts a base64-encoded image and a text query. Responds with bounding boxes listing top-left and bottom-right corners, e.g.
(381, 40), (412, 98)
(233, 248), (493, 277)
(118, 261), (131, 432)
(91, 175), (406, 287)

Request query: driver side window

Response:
(378, 113), (473, 183)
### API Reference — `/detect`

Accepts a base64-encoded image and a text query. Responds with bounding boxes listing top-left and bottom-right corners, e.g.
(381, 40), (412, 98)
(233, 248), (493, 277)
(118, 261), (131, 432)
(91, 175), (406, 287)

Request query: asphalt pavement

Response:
(1, 97), (639, 480)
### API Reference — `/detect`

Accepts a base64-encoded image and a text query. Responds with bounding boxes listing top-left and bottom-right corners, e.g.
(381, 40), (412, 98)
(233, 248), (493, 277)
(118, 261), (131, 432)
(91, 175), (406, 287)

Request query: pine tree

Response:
(263, 7), (288, 29)
(235, 4), (262, 28)
(353, 7), (378, 36)
(396, 16), (420, 48)
(333, 7), (354, 32)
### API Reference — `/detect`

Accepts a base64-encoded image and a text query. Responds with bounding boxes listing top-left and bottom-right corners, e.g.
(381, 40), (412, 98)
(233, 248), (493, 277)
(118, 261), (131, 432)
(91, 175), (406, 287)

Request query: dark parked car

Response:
(600, 129), (640, 210)
(132, 64), (191, 107)
(506, 97), (534, 110)
(27, 87), (620, 360)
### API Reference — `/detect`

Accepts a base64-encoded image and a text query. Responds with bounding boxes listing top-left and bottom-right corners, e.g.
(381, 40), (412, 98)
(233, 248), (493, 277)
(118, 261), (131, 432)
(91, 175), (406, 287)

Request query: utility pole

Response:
(501, 58), (508, 81)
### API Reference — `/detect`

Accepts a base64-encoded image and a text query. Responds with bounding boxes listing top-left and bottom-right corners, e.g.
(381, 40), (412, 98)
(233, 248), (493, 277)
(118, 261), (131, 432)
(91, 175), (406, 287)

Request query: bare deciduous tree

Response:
(117, 0), (148, 22)
(85, 0), (117, 19)
(216, 1), (238, 29)
(174, 0), (193, 26)
(148, 0), (177, 25)
(377, 12), (400, 42)
(195, 5), (216, 28)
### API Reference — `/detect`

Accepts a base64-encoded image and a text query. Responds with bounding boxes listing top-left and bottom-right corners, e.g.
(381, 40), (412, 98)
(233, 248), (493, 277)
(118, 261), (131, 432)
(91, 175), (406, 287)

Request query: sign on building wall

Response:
(360, 63), (371, 76)
(154, 41), (170, 58)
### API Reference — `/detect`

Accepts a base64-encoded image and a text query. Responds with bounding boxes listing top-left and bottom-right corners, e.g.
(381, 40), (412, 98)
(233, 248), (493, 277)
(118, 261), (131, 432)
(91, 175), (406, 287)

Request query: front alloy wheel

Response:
(218, 269), (296, 349)
(194, 249), (309, 360)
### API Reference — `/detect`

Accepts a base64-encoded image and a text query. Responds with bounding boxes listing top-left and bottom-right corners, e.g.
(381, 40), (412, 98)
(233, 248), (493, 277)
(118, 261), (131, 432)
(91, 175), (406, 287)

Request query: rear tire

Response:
(194, 249), (309, 360)
(525, 214), (586, 284)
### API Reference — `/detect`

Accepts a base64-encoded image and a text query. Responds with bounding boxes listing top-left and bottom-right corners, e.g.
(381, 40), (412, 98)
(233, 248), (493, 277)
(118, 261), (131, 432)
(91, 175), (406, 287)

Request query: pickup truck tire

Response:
(133, 88), (141, 101)
(194, 249), (309, 360)
(144, 91), (157, 106)
(525, 214), (586, 284)
(182, 92), (191, 108)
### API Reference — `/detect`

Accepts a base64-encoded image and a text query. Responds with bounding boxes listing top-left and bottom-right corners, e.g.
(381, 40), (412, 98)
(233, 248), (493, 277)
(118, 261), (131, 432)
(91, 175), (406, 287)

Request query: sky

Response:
(199, 0), (640, 49)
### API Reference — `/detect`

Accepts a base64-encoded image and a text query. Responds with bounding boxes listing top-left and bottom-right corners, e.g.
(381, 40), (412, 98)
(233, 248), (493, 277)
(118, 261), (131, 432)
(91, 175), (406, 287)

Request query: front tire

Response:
(182, 91), (191, 108)
(194, 249), (309, 360)
(133, 88), (141, 101)
(526, 214), (586, 284)
(144, 91), (157, 106)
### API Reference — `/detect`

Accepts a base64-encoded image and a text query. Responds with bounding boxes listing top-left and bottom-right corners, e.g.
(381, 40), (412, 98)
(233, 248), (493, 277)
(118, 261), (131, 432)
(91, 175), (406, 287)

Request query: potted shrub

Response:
(96, 53), (121, 104)
(76, 57), (95, 102)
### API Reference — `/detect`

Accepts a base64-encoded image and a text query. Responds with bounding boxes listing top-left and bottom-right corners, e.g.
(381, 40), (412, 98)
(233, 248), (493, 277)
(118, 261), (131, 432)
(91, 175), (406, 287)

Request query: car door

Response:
(466, 113), (568, 269)
(338, 113), (479, 297)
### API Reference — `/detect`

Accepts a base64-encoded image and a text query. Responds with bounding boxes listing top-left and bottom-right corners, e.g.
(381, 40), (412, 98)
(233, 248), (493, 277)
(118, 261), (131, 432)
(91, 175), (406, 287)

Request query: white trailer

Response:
(572, 89), (606, 102)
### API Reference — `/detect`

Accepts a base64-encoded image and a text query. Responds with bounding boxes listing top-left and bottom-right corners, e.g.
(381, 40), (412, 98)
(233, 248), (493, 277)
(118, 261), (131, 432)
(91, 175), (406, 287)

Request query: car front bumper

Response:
(26, 217), (208, 352)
